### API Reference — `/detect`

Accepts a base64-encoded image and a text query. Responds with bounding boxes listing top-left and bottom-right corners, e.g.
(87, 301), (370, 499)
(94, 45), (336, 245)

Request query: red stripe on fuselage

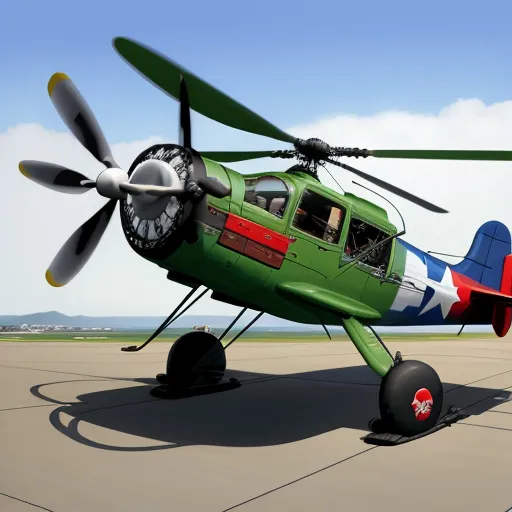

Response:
(224, 213), (290, 254)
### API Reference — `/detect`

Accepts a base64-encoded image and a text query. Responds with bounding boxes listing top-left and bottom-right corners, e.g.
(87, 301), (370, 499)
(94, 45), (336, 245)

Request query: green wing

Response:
(276, 282), (394, 376)
(275, 282), (381, 320)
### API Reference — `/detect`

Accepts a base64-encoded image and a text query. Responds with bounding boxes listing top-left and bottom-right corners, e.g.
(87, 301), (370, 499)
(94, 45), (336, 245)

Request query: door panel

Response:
(284, 187), (347, 281)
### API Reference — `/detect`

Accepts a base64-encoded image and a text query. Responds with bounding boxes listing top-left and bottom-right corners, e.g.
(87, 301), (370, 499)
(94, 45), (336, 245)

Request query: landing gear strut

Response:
(123, 286), (264, 399)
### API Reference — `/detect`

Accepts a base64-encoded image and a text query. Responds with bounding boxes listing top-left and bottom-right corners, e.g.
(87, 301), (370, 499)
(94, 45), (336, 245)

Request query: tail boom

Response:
(378, 221), (512, 334)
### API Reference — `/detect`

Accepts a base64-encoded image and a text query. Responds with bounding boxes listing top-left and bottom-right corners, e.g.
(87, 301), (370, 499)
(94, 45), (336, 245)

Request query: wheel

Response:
(379, 360), (443, 437)
(166, 331), (226, 391)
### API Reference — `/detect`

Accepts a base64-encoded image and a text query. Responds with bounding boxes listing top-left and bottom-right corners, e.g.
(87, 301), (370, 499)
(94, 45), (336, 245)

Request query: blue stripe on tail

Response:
(451, 221), (511, 290)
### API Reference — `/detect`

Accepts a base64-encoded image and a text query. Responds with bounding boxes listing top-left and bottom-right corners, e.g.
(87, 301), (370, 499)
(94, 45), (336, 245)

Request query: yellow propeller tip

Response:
(18, 162), (31, 178)
(46, 270), (63, 288)
(47, 73), (70, 97)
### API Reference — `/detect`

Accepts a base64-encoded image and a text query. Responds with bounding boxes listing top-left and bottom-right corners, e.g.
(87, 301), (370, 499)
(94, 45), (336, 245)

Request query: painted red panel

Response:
(492, 254), (512, 337)
(225, 213), (290, 254)
(218, 230), (247, 253)
(244, 240), (284, 269)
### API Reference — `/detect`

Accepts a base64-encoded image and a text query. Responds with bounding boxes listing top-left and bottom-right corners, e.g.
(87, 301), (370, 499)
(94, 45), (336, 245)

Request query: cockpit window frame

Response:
(242, 175), (291, 221)
(342, 214), (395, 275)
(289, 186), (348, 248)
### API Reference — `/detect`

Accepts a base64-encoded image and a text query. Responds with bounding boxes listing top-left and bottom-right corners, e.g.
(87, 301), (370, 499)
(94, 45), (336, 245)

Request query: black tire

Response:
(166, 331), (226, 390)
(379, 360), (443, 437)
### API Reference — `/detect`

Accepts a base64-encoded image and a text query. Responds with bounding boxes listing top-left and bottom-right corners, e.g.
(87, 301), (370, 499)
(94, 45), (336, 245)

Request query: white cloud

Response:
(2, 98), (512, 316)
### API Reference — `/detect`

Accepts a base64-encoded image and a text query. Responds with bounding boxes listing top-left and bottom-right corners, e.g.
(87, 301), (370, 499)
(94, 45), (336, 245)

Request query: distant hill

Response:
(0, 310), (322, 331)
(0, 310), (494, 334)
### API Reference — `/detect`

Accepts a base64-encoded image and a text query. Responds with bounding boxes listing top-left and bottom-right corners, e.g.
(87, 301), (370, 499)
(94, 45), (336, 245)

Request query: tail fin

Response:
(452, 221), (511, 291)
(452, 221), (512, 336)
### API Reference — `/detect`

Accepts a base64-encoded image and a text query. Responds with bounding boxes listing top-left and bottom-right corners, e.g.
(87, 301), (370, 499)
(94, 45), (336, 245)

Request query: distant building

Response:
(0, 324), (114, 333)
(193, 325), (211, 333)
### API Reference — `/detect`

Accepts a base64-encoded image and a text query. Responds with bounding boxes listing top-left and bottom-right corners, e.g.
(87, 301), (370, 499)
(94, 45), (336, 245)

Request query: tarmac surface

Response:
(1, 338), (512, 512)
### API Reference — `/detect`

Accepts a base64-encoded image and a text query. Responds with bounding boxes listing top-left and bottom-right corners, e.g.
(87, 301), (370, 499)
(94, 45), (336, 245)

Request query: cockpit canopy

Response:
(243, 176), (289, 218)
(241, 173), (394, 274)
(292, 188), (345, 245)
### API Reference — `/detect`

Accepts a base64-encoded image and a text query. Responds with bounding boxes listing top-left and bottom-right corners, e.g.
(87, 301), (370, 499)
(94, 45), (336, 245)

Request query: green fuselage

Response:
(137, 157), (404, 326)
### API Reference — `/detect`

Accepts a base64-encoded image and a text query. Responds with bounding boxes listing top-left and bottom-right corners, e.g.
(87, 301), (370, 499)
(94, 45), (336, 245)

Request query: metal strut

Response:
(192, 310), (265, 374)
(121, 286), (210, 352)
(366, 324), (401, 364)
(222, 310), (264, 351)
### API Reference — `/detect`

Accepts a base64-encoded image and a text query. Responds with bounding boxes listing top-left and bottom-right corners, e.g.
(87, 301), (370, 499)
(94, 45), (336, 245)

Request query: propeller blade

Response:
(112, 37), (296, 144)
(19, 160), (95, 194)
(48, 73), (118, 168)
(369, 149), (512, 161)
(179, 75), (192, 149)
(326, 159), (448, 214)
(119, 183), (186, 197)
(46, 200), (117, 287)
(199, 150), (281, 163)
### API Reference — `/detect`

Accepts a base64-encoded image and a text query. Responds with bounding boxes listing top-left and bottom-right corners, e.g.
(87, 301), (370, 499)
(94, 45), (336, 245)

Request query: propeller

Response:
(199, 150), (291, 163)
(199, 148), (512, 163)
(325, 159), (448, 214)
(367, 149), (512, 161)
(112, 37), (296, 145)
(111, 36), (512, 214)
(176, 71), (230, 200)
(196, 150), (449, 212)
(18, 161), (95, 194)
(45, 200), (117, 287)
(19, 73), (226, 287)
(179, 74), (192, 149)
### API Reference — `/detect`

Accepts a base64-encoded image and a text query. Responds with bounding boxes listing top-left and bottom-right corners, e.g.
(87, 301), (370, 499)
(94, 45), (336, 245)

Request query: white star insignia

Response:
(419, 267), (461, 319)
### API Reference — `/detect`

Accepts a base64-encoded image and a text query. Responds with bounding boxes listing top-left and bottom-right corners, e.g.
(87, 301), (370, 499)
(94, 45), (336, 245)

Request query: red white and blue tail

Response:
(380, 221), (512, 336)
(452, 221), (512, 336)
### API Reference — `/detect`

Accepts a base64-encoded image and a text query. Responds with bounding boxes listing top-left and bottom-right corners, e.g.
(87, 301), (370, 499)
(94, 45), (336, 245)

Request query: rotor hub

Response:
(96, 168), (130, 199)
(295, 138), (332, 163)
(129, 159), (184, 220)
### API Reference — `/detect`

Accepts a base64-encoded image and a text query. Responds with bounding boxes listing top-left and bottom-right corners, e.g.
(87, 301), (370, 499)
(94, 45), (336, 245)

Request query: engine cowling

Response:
(120, 143), (206, 259)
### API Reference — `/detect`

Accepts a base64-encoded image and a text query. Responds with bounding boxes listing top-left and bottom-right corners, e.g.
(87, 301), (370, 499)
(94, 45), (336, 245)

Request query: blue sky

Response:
(2, 0), (512, 149)
(2, 0), (512, 317)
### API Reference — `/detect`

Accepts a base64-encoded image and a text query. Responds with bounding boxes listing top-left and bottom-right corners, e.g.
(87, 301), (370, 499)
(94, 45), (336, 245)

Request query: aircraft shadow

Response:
(30, 365), (512, 452)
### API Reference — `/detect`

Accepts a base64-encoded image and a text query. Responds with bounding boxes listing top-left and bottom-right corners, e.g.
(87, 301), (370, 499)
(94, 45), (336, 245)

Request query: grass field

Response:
(0, 329), (498, 343)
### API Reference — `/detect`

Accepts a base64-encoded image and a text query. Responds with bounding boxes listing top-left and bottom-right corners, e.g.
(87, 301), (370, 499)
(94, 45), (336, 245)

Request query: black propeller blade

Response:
(46, 200), (118, 287)
(19, 161), (95, 194)
(326, 159), (448, 214)
(48, 73), (119, 168)
(179, 74), (192, 149)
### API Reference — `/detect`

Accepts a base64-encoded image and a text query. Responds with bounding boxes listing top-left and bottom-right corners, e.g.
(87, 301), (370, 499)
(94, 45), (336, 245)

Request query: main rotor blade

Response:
(48, 73), (118, 168)
(46, 199), (117, 287)
(112, 37), (296, 144)
(326, 159), (448, 214)
(200, 150), (283, 162)
(369, 149), (512, 161)
(179, 75), (192, 149)
(19, 160), (95, 194)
